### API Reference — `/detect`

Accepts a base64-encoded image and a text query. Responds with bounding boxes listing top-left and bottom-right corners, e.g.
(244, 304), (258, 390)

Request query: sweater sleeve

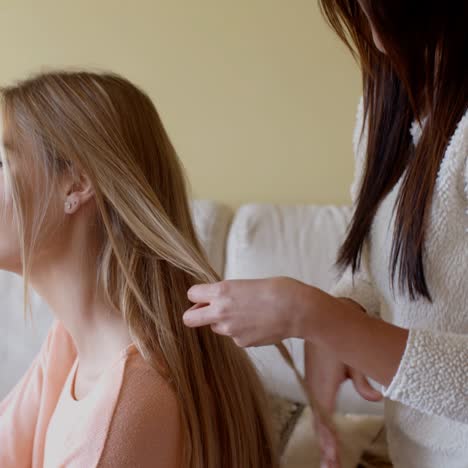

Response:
(383, 328), (468, 423)
(0, 324), (55, 468)
(329, 97), (381, 318)
(383, 138), (468, 423)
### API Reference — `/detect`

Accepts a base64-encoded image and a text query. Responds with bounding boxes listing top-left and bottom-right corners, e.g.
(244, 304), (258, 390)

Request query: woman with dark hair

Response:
(184, 1), (468, 467)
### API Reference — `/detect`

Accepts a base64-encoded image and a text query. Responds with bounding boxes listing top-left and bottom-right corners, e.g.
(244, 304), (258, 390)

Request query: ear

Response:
(64, 172), (95, 213)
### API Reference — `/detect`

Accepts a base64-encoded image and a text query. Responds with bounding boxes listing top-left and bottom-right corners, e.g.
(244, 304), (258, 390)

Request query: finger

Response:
(210, 323), (232, 336)
(304, 342), (343, 412)
(350, 370), (383, 402)
(320, 461), (340, 468)
(185, 302), (209, 312)
(321, 456), (340, 468)
(317, 423), (340, 468)
(183, 305), (219, 327)
(187, 281), (228, 303)
(317, 422), (338, 452)
(307, 376), (340, 413)
(320, 460), (339, 468)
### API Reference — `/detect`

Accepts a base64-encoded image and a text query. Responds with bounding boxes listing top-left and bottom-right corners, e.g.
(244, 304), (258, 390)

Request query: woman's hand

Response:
(304, 340), (382, 468)
(184, 275), (407, 389)
(183, 276), (328, 347)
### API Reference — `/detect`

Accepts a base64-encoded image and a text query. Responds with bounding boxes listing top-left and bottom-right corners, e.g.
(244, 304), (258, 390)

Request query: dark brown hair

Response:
(320, 0), (468, 300)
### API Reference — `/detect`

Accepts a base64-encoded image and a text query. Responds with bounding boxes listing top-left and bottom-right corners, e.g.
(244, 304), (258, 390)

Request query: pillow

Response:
(358, 428), (392, 468)
(268, 394), (305, 455)
(281, 407), (387, 468)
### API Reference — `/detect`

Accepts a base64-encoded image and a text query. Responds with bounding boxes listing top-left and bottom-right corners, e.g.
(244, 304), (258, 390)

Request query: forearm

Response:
(300, 287), (408, 387)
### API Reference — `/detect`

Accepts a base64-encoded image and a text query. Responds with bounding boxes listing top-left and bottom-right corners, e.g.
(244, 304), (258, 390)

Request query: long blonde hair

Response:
(1, 70), (279, 467)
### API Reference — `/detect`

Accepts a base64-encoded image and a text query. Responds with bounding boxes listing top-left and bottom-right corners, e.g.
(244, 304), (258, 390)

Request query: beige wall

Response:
(0, 0), (361, 206)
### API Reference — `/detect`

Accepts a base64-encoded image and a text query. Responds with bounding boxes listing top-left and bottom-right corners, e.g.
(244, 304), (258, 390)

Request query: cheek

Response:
(30, 194), (71, 265)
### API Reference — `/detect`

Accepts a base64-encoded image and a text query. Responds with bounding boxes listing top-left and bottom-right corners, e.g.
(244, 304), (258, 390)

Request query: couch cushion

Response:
(224, 204), (351, 291)
(190, 199), (233, 277)
(224, 204), (383, 415)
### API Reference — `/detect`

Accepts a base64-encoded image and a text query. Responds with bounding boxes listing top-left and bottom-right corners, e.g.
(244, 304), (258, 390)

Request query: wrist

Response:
(295, 284), (337, 341)
(291, 281), (317, 339)
(300, 290), (368, 344)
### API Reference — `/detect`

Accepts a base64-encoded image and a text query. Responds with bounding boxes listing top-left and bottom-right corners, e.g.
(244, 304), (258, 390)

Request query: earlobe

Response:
(63, 172), (94, 214)
(64, 193), (80, 214)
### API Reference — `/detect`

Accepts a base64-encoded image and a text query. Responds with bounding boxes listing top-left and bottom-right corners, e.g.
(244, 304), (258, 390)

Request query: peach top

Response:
(0, 320), (181, 467)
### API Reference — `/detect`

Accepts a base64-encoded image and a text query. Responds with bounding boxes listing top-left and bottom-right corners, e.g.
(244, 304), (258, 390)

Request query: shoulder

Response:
(98, 351), (182, 467)
(350, 99), (468, 204)
(451, 109), (468, 199)
(436, 107), (468, 204)
(117, 351), (180, 421)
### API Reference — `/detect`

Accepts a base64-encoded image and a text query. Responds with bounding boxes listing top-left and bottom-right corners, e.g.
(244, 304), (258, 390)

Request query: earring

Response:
(64, 195), (79, 214)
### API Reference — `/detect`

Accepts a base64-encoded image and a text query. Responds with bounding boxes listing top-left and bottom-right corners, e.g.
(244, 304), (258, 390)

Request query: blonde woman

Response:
(0, 71), (278, 467)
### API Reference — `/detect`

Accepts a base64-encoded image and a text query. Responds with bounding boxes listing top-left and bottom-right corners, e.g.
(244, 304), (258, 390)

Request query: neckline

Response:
(68, 342), (137, 402)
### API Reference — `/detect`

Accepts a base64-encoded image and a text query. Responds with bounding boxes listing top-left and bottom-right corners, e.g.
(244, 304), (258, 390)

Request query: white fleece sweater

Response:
(331, 99), (468, 468)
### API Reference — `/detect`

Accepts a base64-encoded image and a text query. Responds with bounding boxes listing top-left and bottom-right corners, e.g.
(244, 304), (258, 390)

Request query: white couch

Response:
(0, 200), (383, 416)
